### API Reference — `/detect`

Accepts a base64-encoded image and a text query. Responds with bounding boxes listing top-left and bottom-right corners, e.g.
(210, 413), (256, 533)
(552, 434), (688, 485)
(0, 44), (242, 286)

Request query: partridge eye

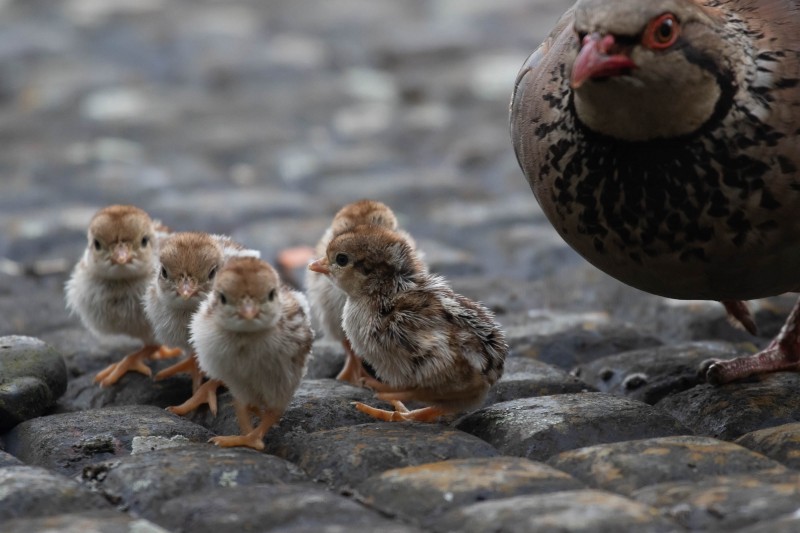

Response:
(208, 265), (217, 280)
(643, 13), (679, 50)
(93, 239), (101, 251)
(141, 236), (150, 247)
(160, 266), (168, 279)
(268, 288), (276, 301)
(218, 291), (227, 305)
(335, 253), (349, 267)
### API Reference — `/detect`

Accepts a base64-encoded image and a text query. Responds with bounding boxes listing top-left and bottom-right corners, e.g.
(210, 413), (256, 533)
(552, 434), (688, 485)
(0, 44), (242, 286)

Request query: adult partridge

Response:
(510, 0), (800, 384)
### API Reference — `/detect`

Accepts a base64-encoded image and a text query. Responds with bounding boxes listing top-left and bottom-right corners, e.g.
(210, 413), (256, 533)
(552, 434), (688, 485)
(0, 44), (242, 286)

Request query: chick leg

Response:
(705, 296), (800, 384)
(721, 300), (758, 335)
(336, 339), (371, 385)
(152, 346), (183, 360)
(94, 345), (160, 387)
(154, 353), (204, 391)
(166, 379), (223, 416)
(210, 407), (281, 451)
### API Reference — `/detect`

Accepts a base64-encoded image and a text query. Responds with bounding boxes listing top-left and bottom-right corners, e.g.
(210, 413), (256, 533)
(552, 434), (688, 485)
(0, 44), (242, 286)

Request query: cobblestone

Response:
(1, 0), (799, 531)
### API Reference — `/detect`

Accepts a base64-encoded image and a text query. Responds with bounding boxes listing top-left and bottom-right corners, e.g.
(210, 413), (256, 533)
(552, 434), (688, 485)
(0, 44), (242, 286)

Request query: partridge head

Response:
(510, 0), (800, 383)
(309, 225), (507, 422)
(192, 257), (312, 450)
(65, 205), (178, 386)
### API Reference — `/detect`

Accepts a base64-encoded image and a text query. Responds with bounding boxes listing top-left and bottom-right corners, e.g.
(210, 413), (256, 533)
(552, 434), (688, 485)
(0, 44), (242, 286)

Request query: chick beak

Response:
(238, 298), (259, 320)
(308, 258), (331, 275)
(571, 33), (637, 89)
(177, 277), (197, 300)
(110, 243), (133, 265)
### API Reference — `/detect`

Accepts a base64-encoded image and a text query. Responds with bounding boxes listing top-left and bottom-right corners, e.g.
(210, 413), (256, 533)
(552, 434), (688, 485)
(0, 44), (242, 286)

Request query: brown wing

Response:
(509, 7), (576, 202)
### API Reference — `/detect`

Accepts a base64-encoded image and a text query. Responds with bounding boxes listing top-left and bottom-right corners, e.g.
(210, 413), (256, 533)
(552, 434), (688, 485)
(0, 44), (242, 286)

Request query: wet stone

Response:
(155, 483), (421, 533)
(735, 422), (800, 469)
(431, 489), (679, 533)
(456, 393), (690, 461)
(735, 513), (800, 533)
(83, 444), (307, 517)
(575, 341), (751, 405)
(656, 372), (800, 440)
(0, 449), (22, 467)
(3, 404), (212, 476)
(485, 357), (592, 405)
(632, 470), (800, 531)
(57, 370), (193, 413)
(356, 456), (584, 527)
(0, 465), (111, 521)
(4, 511), (170, 533)
(286, 422), (498, 490)
(504, 310), (663, 370)
(0, 335), (67, 430)
(547, 435), (786, 496)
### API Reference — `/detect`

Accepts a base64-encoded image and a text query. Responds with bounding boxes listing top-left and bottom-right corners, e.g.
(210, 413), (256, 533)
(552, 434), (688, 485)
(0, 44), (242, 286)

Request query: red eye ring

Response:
(643, 13), (680, 50)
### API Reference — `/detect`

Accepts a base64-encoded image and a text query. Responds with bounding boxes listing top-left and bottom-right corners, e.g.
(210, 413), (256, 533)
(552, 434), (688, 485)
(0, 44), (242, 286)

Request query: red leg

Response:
(706, 297), (800, 384)
(721, 300), (758, 336)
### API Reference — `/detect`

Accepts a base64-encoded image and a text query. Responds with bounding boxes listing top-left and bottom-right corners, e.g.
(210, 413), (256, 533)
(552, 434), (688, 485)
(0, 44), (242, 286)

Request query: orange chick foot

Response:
(94, 345), (158, 387)
(354, 401), (447, 422)
(152, 345), (183, 360)
(166, 379), (222, 417)
(155, 354), (203, 390)
(209, 433), (265, 451)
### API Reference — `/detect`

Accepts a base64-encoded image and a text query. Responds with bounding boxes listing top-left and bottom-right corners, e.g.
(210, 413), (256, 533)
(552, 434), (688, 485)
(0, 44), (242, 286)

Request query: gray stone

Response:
(735, 514), (800, 533)
(432, 490), (679, 533)
(305, 339), (347, 380)
(155, 484), (421, 533)
(456, 393), (690, 461)
(574, 341), (750, 404)
(356, 457), (584, 527)
(656, 372), (800, 440)
(83, 444), (307, 517)
(0, 335), (67, 430)
(503, 310), (663, 370)
(286, 423), (498, 490)
(3, 404), (212, 475)
(3, 511), (171, 533)
(0, 465), (111, 520)
(547, 435), (786, 495)
(0, 449), (22, 467)
(485, 357), (592, 405)
(735, 422), (800, 469)
(632, 470), (800, 531)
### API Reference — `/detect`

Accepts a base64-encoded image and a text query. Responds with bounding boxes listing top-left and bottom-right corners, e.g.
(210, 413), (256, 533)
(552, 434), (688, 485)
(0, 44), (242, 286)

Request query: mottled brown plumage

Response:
(510, 0), (800, 383)
(309, 225), (507, 422)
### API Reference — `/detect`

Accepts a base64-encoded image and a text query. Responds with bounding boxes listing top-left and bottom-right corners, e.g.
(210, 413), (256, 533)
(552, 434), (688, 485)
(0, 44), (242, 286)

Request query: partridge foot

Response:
(152, 346), (183, 360)
(354, 401), (447, 422)
(703, 297), (800, 384)
(94, 345), (159, 387)
(166, 379), (222, 416)
(209, 407), (280, 450)
(155, 354), (203, 391)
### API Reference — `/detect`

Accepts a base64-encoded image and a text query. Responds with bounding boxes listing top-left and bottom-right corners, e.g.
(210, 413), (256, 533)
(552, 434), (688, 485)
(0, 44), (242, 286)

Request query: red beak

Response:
(571, 33), (637, 89)
(308, 258), (330, 275)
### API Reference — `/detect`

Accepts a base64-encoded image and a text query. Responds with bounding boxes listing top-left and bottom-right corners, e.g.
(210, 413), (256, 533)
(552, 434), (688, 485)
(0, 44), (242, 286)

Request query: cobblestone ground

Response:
(1, 1), (800, 532)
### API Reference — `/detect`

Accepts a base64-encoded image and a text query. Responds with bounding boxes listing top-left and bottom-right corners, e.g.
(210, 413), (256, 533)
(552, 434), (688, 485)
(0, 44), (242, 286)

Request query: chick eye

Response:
(93, 239), (102, 251)
(141, 236), (150, 247)
(268, 288), (276, 301)
(335, 253), (349, 267)
(218, 291), (227, 305)
(208, 265), (217, 280)
(643, 13), (679, 50)
(160, 266), (168, 280)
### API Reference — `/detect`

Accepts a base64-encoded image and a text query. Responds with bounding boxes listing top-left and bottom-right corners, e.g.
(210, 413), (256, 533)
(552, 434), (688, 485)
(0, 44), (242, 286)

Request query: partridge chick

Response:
(510, 0), (800, 383)
(65, 205), (179, 386)
(145, 232), (259, 415)
(309, 225), (507, 422)
(192, 257), (313, 450)
(306, 199), (417, 385)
